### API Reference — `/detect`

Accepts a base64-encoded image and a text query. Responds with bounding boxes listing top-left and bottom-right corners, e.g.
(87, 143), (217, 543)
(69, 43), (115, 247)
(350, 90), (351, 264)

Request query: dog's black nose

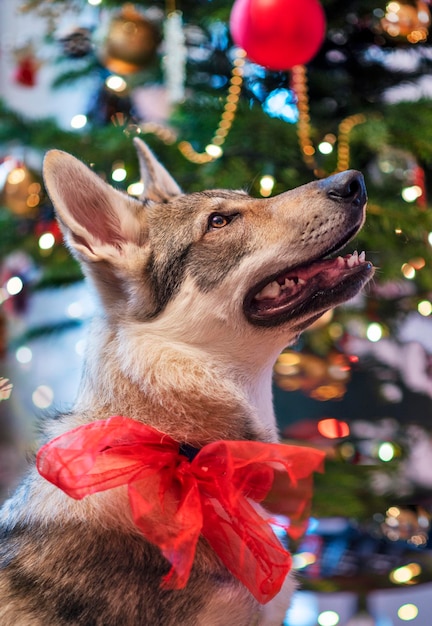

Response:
(320, 170), (367, 207)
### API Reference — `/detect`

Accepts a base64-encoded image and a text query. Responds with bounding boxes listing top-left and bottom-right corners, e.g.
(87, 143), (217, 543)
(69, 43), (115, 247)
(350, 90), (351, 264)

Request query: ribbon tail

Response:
(263, 472), (318, 540)
(128, 467), (203, 590)
(200, 495), (291, 604)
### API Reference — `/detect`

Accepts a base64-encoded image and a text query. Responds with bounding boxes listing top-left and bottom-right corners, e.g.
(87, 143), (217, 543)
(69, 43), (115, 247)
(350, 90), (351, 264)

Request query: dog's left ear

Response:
(133, 137), (181, 202)
(43, 150), (146, 264)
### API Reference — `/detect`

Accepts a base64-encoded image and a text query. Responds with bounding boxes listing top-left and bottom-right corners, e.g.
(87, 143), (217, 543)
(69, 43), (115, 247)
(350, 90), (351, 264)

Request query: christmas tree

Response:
(1, 0), (432, 622)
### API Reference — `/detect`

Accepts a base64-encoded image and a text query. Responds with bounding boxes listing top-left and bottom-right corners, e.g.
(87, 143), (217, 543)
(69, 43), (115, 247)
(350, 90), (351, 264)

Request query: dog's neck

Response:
(74, 317), (282, 445)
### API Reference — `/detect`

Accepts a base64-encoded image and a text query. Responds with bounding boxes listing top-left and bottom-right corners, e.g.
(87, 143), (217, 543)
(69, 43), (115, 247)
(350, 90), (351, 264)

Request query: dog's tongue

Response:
(254, 251), (366, 304)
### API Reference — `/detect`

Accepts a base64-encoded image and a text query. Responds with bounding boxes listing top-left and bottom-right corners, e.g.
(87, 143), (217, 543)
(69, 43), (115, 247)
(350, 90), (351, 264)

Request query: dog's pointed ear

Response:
(133, 137), (181, 202)
(43, 150), (146, 263)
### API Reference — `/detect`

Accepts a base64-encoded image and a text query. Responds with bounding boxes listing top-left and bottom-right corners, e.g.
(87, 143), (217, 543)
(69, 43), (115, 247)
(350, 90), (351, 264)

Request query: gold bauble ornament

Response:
(381, 0), (431, 43)
(2, 164), (38, 216)
(101, 4), (160, 75)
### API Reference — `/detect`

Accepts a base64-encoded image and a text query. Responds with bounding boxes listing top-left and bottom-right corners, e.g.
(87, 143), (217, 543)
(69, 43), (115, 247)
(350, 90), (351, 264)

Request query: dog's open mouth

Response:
(245, 249), (374, 326)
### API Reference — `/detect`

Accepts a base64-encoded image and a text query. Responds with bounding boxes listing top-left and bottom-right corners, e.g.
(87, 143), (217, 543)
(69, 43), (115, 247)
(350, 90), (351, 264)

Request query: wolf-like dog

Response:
(0, 139), (373, 625)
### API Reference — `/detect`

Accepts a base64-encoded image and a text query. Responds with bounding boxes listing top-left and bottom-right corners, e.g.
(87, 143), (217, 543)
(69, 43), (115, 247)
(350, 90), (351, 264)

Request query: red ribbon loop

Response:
(37, 416), (324, 604)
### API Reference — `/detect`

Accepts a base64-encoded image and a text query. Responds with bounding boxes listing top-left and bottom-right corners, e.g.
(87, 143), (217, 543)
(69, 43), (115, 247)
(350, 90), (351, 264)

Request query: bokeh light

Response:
(32, 385), (54, 409)
(6, 276), (23, 296)
(397, 603), (419, 621)
(318, 610), (340, 626)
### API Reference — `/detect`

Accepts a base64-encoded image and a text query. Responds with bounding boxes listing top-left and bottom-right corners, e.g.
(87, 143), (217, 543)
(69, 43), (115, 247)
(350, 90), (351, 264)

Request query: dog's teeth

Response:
(359, 251), (366, 262)
(255, 281), (281, 300)
(283, 278), (295, 289)
(298, 278), (306, 286)
(336, 256), (345, 267)
(347, 254), (357, 268)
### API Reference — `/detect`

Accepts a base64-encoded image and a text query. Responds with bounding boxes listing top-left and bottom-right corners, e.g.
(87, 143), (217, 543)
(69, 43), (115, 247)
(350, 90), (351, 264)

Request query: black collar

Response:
(178, 442), (201, 462)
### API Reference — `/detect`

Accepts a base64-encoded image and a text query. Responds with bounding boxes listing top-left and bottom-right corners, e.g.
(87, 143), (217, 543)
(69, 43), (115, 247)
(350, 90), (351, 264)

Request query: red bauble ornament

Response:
(230, 0), (326, 70)
(14, 56), (38, 87)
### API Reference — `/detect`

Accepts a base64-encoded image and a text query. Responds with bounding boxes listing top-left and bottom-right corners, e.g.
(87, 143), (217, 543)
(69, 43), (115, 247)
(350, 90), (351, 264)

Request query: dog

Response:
(0, 139), (373, 625)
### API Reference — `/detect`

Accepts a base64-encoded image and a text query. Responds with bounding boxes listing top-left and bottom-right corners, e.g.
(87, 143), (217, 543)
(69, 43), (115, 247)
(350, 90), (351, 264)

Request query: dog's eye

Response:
(208, 214), (232, 230)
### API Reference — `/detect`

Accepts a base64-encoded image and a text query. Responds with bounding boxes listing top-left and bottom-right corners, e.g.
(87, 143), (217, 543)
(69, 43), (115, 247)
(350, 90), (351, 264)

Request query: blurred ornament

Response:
(283, 418), (351, 443)
(318, 418), (350, 439)
(230, 0), (326, 70)
(100, 4), (160, 75)
(1, 252), (35, 316)
(163, 10), (186, 104)
(274, 350), (352, 400)
(381, 506), (430, 545)
(59, 27), (93, 59)
(263, 87), (299, 124)
(1, 164), (37, 216)
(88, 82), (134, 126)
(369, 146), (426, 207)
(381, 0), (430, 43)
(13, 43), (42, 87)
(337, 440), (361, 464)
(413, 162), (427, 208)
(368, 146), (418, 186)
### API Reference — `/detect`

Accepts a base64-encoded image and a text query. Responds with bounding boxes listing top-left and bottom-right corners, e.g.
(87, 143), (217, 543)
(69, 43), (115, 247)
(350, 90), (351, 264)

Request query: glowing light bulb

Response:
(71, 114), (87, 129)
(378, 441), (395, 462)
(418, 300), (432, 316)
(318, 141), (333, 155)
(390, 563), (421, 584)
(105, 75), (127, 92)
(38, 232), (55, 250)
(293, 552), (316, 569)
(205, 144), (223, 158)
(260, 175), (275, 191)
(318, 611), (340, 626)
(16, 346), (32, 364)
(259, 175), (275, 197)
(7, 167), (26, 184)
(366, 322), (383, 342)
(401, 185), (422, 202)
(397, 604), (419, 621)
(6, 276), (23, 296)
(112, 167), (127, 182)
(127, 181), (144, 196)
(401, 263), (416, 279)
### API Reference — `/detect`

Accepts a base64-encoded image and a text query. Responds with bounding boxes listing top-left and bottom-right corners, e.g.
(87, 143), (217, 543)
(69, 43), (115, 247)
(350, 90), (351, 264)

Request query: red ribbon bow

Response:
(36, 416), (324, 604)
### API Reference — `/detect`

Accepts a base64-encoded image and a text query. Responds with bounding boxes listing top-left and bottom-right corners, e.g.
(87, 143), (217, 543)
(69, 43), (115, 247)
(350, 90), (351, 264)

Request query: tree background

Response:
(1, 0), (432, 622)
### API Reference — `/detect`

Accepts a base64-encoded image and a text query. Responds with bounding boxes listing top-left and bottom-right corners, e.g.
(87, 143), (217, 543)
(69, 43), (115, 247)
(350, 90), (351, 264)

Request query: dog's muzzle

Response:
(244, 170), (374, 328)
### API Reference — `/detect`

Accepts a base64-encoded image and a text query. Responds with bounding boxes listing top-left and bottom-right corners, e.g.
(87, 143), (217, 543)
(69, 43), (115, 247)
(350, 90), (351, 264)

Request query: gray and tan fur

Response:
(0, 140), (373, 625)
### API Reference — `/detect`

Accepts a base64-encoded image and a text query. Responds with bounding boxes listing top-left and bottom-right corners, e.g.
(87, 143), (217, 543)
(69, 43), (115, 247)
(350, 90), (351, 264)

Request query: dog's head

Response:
(43, 140), (373, 351)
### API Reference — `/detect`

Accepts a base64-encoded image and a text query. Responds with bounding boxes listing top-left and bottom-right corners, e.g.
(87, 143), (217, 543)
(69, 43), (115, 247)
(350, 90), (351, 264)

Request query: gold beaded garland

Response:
(291, 64), (366, 176)
(291, 65), (317, 170)
(137, 58), (364, 173)
(177, 48), (246, 163)
(336, 113), (366, 172)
